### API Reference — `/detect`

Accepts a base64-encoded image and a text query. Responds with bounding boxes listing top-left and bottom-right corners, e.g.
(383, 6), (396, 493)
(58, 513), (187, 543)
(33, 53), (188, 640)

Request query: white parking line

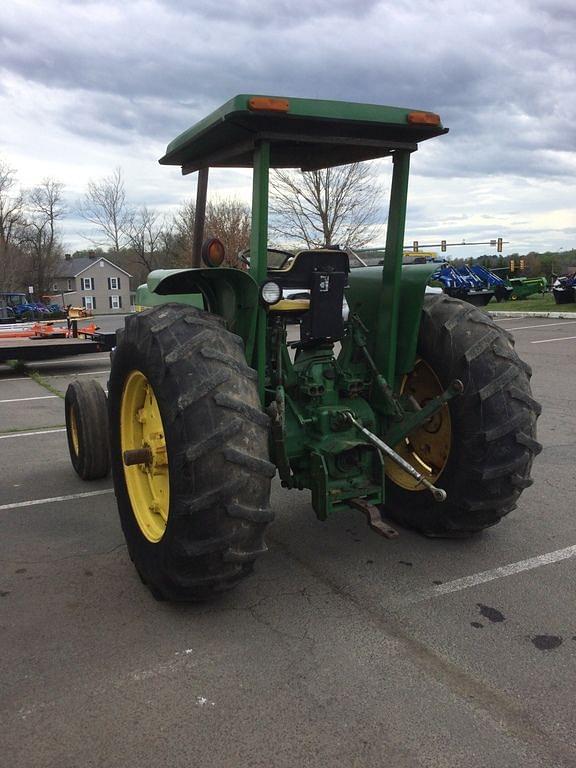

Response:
(503, 320), (576, 331)
(403, 544), (576, 604)
(0, 428), (66, 439)
(33, 356), (109, 364)
(0, 370), (110, 383)
(0, 395), (59, 403)
(0, 489), (114, 511)
(531, 335), (576, 344)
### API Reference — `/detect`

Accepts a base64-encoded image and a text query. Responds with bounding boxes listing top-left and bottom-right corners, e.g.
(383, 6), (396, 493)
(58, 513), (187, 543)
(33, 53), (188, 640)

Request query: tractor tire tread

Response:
(184, 419), (243, 463)
(200, 346), (258, 380)
(223, 546), (269, 563)
(213, 392), (270, 429)
(223, 447), (277, 478)
(108, 302), (274, 601)
(385, 294), (541, 537)
(176, 370), (231, 413)
(227, 502), (274, 523)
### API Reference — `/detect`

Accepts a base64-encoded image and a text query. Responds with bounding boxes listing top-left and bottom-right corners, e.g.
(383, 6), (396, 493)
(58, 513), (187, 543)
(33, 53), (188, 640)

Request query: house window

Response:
(52, 283), (58, 291)
(108, 276), (121, 290)
(82, 296), (96, 310)
(109, 295), (122, 310)
(67, 279), (72, 291)
(81, 277), (94, 290)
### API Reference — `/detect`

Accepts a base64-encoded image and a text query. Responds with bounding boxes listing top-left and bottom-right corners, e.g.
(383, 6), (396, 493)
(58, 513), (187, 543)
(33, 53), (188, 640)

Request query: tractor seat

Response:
(269, 297), (310, 313)
(269, 291), (310, 314)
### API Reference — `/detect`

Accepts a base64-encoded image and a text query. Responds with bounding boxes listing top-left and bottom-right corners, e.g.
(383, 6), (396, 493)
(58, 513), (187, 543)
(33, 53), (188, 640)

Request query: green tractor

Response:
(65, 95), (541, 600)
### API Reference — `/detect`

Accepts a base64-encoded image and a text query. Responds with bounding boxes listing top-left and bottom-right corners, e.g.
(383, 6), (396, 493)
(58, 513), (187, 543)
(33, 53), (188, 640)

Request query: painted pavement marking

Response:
(403, 545), (576, 604)
(503, 320), (576, 331)
(0, 395), (59, 403)
(531, 335), (576, 344)
(0, 489), (114, 511)
(0, 428), (66, 439)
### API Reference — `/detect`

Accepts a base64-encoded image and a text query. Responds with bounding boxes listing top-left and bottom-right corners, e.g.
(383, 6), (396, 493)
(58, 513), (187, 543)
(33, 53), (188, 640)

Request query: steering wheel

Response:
(238, 248), (295, 270)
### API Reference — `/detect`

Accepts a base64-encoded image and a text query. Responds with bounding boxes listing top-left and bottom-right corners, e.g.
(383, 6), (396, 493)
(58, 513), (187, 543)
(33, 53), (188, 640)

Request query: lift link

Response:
(383, 377), (464, 448)
(350, 315), (403, 420)
(344, 412), (448, 503)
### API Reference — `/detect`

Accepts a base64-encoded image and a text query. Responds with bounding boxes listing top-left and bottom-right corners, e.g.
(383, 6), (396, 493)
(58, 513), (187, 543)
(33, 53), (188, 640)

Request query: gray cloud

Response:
(1, 0), (574, 255)
(2, 0), (574, 184)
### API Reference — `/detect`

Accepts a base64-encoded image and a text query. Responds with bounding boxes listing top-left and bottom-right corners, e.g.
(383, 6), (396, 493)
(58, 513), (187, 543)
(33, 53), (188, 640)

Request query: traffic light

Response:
(497, 237), (503, 252)
(441, 240), (447, 252)
(510, 260), (515, 272)
(413, 241), (419, 252)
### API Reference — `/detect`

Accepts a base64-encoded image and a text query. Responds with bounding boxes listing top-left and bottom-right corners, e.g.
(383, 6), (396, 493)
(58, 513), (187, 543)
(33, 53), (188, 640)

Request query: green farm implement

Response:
(509, 276), (548, 301)
(65, 95), (541, 601)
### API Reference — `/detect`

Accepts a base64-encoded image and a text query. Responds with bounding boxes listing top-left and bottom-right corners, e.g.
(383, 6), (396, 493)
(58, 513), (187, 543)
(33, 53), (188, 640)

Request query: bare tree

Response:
(79, 167), (130, 253)
(21, 178), (66, 295)
(0, 159), (26, 288)
(166, 198), (196, 266)
(205, 199), (250, 267)
(125, 206), (166, 272)
(270, 162), (383, 249)
(166, 197), (250, 268)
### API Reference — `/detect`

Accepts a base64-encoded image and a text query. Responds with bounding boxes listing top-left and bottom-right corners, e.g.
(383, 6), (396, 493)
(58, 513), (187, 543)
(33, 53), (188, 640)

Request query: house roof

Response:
(54, 257), (132, 278)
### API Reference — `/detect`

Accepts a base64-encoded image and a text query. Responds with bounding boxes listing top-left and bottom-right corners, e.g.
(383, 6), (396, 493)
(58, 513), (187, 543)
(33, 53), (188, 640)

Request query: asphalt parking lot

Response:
(1, 314), (575, 768)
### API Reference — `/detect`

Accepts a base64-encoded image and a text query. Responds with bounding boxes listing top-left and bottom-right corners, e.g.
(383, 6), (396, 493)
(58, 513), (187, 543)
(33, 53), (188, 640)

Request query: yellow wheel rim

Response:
(386, 358), (452, 492)
(70, 405), (79, 456)
(120, 370), (170, 542)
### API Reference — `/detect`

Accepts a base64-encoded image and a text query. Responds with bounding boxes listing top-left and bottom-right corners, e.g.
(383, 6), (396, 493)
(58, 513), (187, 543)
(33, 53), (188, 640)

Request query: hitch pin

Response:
(344, 413), (447, 503)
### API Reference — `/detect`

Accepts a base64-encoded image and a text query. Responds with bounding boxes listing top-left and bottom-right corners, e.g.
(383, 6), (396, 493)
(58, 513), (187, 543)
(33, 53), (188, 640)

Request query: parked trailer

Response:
(0, 321), (115, 363)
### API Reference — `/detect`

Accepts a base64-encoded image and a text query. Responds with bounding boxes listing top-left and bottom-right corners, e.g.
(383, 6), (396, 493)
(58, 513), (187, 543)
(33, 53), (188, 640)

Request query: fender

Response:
(345, 264), (439, 379)
(139, 268), (260, 355)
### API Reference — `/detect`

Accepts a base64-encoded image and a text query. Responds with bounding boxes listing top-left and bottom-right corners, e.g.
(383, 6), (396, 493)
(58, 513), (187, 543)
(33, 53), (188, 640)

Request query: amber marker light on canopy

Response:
(201, 237), (225, 267)
(248, 97), (290, 112)
(407, 111), (441, 126)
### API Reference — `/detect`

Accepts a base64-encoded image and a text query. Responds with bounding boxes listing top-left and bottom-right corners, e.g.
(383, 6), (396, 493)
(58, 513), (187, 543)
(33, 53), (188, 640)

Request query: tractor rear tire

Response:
(65, 380), (110, 480)
(108, 303), (274, 601)
(385, 294), (541, 537)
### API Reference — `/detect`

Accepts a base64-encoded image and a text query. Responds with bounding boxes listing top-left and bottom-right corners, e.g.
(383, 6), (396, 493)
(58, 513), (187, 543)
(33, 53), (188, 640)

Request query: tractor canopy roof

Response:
(159, 94), (448, 174)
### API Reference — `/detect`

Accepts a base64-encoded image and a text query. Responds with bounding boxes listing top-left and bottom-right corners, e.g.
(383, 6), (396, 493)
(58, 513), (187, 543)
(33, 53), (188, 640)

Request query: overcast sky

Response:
(1, 0), (574, 258)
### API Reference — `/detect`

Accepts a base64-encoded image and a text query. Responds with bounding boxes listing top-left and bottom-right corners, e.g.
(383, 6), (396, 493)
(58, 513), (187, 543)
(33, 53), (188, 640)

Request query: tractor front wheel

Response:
(65, 379), (110, 480)
(385, 294), (541, 536)
(108, 303), (274, 601)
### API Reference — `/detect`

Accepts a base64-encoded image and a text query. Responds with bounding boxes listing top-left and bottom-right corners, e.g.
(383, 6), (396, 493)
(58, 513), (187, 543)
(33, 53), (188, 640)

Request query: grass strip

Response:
(5, 361), (65, 398)
(489, 293), (576, 312)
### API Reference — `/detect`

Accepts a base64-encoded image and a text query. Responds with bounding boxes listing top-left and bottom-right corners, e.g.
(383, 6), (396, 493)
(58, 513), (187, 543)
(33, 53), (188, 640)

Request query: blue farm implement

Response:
(469, 265), (513, 302)
(552, 272), (576, 305)
(0, 297), (65, 323)
(430, 264), (495, 306)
